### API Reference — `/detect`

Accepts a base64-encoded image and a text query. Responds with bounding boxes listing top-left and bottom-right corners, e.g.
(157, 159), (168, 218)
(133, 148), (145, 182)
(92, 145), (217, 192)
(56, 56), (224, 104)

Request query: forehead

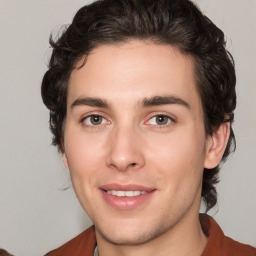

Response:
(68, 41), (200, 109)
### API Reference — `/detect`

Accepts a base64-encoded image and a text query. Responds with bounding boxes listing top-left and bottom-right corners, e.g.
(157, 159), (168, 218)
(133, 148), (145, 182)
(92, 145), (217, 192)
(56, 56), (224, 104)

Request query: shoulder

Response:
(221, 235), (256, 256)
(201, 214), (256, 256)
(45, 226), (96, 256)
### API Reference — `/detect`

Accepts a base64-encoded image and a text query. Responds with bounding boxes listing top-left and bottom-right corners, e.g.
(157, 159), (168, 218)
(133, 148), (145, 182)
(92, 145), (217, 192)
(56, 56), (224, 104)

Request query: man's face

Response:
(63, 41), (213, 245)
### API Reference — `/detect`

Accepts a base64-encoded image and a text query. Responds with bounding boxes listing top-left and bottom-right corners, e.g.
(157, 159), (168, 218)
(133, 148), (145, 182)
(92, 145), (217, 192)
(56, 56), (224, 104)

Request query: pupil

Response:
(91, 115), (102, 125)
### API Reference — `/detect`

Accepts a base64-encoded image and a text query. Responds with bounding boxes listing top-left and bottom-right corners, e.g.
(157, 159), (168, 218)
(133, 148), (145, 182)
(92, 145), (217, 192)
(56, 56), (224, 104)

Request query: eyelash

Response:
(81, 114), (110, 128)
(80, 113), (175, 129)
(145, 114), (175, 128)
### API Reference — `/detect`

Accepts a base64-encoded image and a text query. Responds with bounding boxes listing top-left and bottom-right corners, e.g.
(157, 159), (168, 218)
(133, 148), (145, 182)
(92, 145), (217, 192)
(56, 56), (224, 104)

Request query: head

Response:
(42, 0), (236, 231)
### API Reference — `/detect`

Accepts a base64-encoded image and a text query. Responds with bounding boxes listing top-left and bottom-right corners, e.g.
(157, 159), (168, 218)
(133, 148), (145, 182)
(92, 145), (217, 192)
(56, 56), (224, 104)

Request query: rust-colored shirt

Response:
(0, 249), (14, 256)
(45, 215), (256, 256)
(200, 215), (256, 256)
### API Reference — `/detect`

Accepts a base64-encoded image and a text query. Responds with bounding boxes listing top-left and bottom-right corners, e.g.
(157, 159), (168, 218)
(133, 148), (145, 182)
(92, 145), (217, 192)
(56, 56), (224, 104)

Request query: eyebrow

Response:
(70, 95), (190, 110)
(142, 96), (190, 109)
(71, 97), (109, 109)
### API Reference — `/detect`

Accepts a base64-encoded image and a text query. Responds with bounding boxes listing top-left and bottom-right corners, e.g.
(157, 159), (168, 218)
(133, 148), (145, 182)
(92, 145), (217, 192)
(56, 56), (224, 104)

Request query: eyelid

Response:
(80, 112), (111, 126)
(83, 115), (107, 126)
(144, 112), (176, 126)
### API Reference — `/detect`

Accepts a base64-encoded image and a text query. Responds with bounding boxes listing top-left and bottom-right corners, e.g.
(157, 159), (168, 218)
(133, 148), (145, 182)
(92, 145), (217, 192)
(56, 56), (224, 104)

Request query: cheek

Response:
(147, 136), (205, 213)
(144, 128), (206, 186)
(64, 134), (103, 215)
(63, 132), (103, 193)
(146, 130), (205, 165)
(65, 128), (105, 169)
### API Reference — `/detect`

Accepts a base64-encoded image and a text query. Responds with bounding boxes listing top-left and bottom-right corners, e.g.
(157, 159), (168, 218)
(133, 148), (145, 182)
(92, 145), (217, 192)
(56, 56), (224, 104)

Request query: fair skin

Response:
(63, 41), (229, 256)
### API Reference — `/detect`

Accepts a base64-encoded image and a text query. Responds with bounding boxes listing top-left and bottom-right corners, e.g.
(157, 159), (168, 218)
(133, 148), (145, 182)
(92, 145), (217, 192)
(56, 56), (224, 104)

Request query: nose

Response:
(106, 125), (145, 172)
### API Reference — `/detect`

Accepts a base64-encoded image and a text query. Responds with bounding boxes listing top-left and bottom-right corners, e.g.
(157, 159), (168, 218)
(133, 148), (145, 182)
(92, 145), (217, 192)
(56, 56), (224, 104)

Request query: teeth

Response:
(106, 190), (148, 197)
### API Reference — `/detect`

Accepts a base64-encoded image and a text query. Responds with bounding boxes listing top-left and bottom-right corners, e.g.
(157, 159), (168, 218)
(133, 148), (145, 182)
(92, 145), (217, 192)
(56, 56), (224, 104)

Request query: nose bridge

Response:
(106, 122), (144, 171)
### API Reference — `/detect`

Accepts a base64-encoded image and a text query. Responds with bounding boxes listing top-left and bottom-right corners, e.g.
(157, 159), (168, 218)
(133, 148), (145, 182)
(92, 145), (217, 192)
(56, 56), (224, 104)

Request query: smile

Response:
(100, 184), (156, 210)
(106, 190), (148, 197)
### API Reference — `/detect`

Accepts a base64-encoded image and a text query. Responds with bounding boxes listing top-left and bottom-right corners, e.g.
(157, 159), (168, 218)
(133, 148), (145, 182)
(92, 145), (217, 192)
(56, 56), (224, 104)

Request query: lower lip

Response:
(101, 190), (155, 210)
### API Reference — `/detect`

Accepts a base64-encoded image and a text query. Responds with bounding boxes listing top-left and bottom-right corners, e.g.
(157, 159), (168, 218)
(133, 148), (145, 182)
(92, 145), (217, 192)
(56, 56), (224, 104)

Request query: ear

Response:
(62, 150), (69, 170)
(204, 122), (230, 169)
(60, 139), (69, 169)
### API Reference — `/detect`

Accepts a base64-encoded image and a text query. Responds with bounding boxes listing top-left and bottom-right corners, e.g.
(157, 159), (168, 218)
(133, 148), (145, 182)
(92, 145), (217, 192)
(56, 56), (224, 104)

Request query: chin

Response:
(95, 218), (170, 246)
(98, 229), (157, 246)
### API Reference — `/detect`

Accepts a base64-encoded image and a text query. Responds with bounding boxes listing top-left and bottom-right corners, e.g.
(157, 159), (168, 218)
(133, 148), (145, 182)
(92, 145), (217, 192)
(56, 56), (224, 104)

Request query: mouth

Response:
(99, 184), (156, 210)
(106, 190), (148, 197)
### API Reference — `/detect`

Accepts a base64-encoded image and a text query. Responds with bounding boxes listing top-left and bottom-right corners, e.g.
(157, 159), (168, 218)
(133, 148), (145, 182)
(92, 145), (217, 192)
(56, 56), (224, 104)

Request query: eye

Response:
(82, 115), (108, 126)
(147, 115), (172, 126)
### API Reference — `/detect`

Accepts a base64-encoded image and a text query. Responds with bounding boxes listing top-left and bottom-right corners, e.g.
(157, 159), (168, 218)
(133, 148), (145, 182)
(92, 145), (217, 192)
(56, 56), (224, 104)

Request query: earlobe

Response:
(204, 122), (230, 169)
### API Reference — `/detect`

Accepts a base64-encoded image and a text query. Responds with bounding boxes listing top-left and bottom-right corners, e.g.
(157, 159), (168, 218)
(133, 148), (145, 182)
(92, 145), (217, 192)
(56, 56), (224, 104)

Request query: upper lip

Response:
(100, 183), (156, 192)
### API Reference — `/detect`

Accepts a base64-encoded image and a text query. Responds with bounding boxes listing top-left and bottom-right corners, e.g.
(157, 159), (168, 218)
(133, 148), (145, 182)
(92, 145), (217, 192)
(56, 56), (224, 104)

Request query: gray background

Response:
(0, 0), (255, 255)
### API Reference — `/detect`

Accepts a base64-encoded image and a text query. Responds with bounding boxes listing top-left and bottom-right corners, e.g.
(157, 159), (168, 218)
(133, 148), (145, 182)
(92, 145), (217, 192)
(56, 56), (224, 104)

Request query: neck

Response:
(96, 212), (208, 256)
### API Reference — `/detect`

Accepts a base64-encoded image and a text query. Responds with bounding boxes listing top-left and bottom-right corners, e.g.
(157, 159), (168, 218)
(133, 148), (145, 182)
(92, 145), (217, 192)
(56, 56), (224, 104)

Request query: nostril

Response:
(130, 163), (136, 166)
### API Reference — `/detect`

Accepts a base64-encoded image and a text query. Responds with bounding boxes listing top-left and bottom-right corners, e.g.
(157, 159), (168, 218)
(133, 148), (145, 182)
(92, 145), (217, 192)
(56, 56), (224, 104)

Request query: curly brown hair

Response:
(41, 0), (236, 211)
